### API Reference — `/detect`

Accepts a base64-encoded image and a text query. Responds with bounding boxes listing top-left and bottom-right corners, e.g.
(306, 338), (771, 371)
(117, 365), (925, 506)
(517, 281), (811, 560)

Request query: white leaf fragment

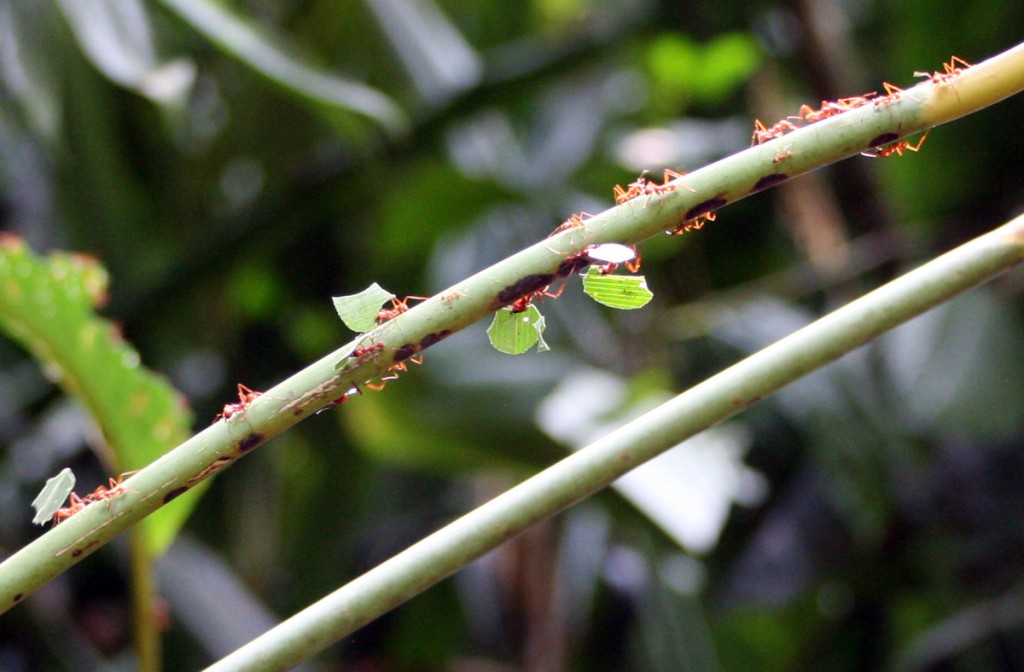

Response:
(31, 467), (75, 525)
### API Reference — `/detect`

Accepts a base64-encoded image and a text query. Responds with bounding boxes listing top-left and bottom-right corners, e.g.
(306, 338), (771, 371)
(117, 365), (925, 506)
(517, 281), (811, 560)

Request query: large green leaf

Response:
(0, 236), (195, 555)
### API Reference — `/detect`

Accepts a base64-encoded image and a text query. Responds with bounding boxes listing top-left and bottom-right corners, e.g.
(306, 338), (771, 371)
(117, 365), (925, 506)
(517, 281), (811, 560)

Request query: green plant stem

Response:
(203, 214), (1024, 672)
(1, 42), (1023, 613)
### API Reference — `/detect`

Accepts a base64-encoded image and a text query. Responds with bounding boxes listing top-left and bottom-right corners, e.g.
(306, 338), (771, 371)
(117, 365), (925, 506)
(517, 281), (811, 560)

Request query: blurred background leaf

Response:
(0, 239), (194, 555)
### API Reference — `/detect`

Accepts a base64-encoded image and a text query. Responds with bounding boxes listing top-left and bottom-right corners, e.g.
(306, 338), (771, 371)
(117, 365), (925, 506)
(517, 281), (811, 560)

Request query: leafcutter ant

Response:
(549, 212), (593, 237)
(216, 383), (263, 422)
(613, 169), (694, 205)
(862, 130), (930, 158)
(376, 296), (430, 324)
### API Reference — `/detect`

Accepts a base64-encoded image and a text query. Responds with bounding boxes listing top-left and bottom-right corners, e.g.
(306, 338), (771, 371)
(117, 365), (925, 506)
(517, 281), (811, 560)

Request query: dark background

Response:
(2, 0), (1024, 669)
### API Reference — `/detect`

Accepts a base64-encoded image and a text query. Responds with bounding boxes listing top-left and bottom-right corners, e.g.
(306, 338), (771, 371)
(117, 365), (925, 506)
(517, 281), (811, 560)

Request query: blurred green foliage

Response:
(1, 0), (1024, 669)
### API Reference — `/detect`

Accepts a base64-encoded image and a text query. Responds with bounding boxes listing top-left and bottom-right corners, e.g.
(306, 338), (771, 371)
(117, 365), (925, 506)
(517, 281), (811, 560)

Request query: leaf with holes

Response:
(487, 305), (549, 355)
(333, 283), (395, 333)
(0, 236), (193, 555)
(582, 267), (654, 309)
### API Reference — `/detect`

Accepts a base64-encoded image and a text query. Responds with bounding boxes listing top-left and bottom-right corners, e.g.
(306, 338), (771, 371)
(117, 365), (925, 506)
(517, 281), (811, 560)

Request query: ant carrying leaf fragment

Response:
(333, 283), (396, 333)
(581, 268), (653, 309)
(487, 305), (549, 355)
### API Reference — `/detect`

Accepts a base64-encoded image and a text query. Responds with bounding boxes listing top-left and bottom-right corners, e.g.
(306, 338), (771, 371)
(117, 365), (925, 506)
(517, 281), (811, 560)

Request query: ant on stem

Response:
(376, 296), (430, 324)
(862, 130), (930, 158)
(667, 212), (716, 236)
(50, 472), (136, 526)
(549, 212), (593, 237)
(751, 118), (800, 145)
(915, 56), (971, 84)
(613, 169), (694, 205)
(509, 283), (567, 314)
(216, 384), (262, 421)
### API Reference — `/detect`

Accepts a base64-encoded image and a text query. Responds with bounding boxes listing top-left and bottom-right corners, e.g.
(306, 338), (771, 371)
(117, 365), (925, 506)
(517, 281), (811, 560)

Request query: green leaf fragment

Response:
(487, 305), (548, 355)
(333, 283), (395, 333)
(31, 467), (76, 525)
(533, 314), (550, 353)
(582, 268), (654, 309)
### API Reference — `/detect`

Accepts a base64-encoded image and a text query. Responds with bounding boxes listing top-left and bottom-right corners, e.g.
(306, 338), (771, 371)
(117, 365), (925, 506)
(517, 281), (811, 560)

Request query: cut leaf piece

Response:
(586, 243), (637, 265)
(333, 283), (395, 333)
(582, 268), (654, 309)
(487, 305), (547, 355)
(31, 467), (76, 525)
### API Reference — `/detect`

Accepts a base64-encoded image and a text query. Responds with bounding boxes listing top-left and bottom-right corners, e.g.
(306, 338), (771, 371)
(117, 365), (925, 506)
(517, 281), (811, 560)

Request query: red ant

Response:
(549, 212), (593, 237)
(752, 92), (877, 147)
(582, 244), (642, 274)
(614, 172), (654, 204)
(363, 351), (425, 392)
(596, 255), (641, 275)
(625, 247), (642, 273)
(334, 342), (387, 384)
(613, 169), (693, 205)
(915, 56), (971, 84)
(836, 93), (878, 109)
(364, 372), (400, 392)
(321, 384), (363, 412)
(50, 472), (135, 526)
(751, 118), (800, 145)
(82, 474), (133, 503)
(51, 492), (86, 525)
(666, 212), (716, 236)
(216, 383), (262, 421)
(862, 129), (930, 158)
(350, 342), (385, 364)
(772, 146), (793, 164)
(509, 284), (566, 313)
(376, 296), (430, 324)
(793, 93), (876, 123)
(873, 81), (919, 106)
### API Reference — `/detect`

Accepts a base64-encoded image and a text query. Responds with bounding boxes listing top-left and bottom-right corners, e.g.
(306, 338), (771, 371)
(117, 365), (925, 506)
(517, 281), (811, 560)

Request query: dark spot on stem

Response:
(868, 133), (899, 148)
(556, 254), (592, 278)
(420, 330), (452, 350)
(494, 274), (555, 308)
(685, 198), (727, 221)
(752, 174), (789, 192)
(394, 344), (418, 363)
(238, 433), (264, 453)
(72, 548), (83, 558)
(13, 593), (23, 602)
(163, 487), (188, 504)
